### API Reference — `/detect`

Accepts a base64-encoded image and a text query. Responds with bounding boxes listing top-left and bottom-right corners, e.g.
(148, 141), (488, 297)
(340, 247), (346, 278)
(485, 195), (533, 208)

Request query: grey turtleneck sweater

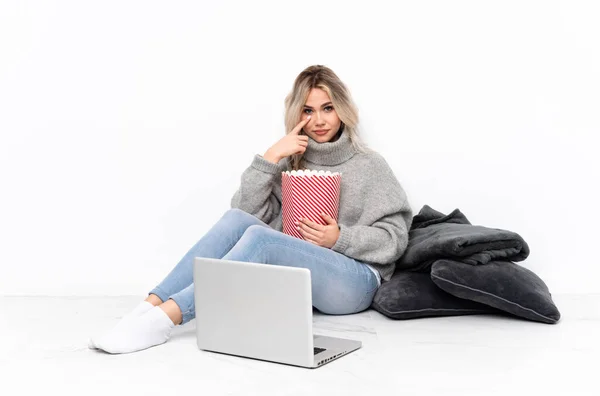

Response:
(230, 131), (413, 283)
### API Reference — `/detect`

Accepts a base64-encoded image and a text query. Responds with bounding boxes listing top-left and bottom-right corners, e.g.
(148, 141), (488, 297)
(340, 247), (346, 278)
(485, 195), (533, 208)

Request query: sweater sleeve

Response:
(331, 156), (413, 265)
(230, 154), (286, 225)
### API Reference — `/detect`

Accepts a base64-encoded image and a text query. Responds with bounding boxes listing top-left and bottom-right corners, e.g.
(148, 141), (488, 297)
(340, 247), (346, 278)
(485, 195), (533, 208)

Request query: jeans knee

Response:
(224, 208), (267, 229)
(241, 224), (271, 240)
(223, 208), (249, 222)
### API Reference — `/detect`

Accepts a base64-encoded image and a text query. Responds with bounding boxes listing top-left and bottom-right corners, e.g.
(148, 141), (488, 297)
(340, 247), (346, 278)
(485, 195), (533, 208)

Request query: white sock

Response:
(88, 300), (154, 350)
(94, 306), (175, 354)
(123, 300), (155, 319)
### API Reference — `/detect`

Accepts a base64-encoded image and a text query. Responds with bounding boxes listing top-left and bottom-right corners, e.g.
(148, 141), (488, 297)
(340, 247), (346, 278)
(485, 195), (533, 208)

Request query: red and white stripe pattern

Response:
(281, 170), (342, 240)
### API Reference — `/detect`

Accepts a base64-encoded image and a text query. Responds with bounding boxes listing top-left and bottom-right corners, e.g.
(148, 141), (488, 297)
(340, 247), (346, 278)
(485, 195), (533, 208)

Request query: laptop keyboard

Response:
(314, 347), (326, 355)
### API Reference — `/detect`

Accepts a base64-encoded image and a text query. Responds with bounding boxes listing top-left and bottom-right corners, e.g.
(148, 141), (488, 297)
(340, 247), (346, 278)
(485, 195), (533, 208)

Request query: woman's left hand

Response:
(295, 213), (340, 249)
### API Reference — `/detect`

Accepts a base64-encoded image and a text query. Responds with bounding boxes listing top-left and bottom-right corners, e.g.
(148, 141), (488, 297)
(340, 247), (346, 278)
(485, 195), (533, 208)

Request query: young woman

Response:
(89, 65), (413, 354)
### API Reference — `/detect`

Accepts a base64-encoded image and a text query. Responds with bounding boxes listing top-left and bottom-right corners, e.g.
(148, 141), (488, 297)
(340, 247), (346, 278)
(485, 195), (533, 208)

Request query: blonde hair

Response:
(283, 65), (370, 171)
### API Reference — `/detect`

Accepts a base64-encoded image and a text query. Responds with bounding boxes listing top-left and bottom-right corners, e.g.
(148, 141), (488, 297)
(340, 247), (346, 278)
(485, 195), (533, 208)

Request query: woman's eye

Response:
(303, 106), (333, 114)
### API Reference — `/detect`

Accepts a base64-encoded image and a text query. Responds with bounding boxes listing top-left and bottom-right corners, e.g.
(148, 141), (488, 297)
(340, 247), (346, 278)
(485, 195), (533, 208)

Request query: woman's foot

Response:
(93, 306), (175, 354)
(88, 300), (155, 350)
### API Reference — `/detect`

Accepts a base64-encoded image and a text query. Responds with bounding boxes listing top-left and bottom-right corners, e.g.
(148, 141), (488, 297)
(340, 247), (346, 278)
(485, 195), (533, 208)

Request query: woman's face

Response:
(300, 88), (342, 143)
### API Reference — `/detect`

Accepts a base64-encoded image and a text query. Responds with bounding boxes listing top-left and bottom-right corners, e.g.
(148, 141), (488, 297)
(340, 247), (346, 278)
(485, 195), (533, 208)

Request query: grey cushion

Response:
(371, 271), (498, 319)
(431, 260), (561, 324)
(397, 205), (530, 273)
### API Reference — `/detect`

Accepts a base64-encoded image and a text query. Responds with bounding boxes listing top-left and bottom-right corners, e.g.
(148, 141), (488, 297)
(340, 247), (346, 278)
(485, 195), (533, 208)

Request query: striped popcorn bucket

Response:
(281, 169), (342, 240)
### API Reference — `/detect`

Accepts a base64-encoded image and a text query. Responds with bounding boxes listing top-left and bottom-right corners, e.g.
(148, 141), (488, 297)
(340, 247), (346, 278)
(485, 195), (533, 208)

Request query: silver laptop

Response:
(193, 257), (362, 368)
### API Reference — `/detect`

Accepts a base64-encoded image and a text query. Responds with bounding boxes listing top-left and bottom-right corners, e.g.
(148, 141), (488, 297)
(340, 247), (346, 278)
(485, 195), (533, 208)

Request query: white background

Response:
(1, 0), (598, 296)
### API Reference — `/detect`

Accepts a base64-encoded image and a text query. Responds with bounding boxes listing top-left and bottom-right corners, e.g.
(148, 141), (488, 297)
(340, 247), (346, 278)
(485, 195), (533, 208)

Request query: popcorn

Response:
(281, 169), (342, 240)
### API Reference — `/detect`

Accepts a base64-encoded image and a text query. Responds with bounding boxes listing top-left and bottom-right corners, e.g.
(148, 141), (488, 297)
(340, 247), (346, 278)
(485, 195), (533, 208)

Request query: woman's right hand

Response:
(263, 116), (311, 163)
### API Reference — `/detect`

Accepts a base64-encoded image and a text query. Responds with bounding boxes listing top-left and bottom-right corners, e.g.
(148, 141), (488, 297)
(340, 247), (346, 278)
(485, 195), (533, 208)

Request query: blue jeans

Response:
(149, 208), (379, 325)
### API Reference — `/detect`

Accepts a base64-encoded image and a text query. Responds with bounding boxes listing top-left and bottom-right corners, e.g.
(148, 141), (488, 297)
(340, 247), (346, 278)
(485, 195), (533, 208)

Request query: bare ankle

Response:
(145, 294), (163, 306)
(159, 299), (183, 326)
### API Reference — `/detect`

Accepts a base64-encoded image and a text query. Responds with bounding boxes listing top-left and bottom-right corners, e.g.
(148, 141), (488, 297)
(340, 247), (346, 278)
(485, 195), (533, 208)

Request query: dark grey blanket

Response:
(396, 205), (530, 272)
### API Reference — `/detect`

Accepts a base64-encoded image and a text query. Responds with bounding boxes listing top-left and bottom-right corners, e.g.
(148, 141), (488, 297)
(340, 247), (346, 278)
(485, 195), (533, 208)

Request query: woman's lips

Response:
(314, 130), (329, 135)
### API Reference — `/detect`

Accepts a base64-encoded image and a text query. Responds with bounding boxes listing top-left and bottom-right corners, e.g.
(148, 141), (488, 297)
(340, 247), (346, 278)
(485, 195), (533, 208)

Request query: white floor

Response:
(1, 294), (598, 396)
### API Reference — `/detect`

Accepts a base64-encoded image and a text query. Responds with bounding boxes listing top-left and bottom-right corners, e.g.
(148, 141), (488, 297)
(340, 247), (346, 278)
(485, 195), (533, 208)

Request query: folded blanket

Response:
(396, 205), (530, 273)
